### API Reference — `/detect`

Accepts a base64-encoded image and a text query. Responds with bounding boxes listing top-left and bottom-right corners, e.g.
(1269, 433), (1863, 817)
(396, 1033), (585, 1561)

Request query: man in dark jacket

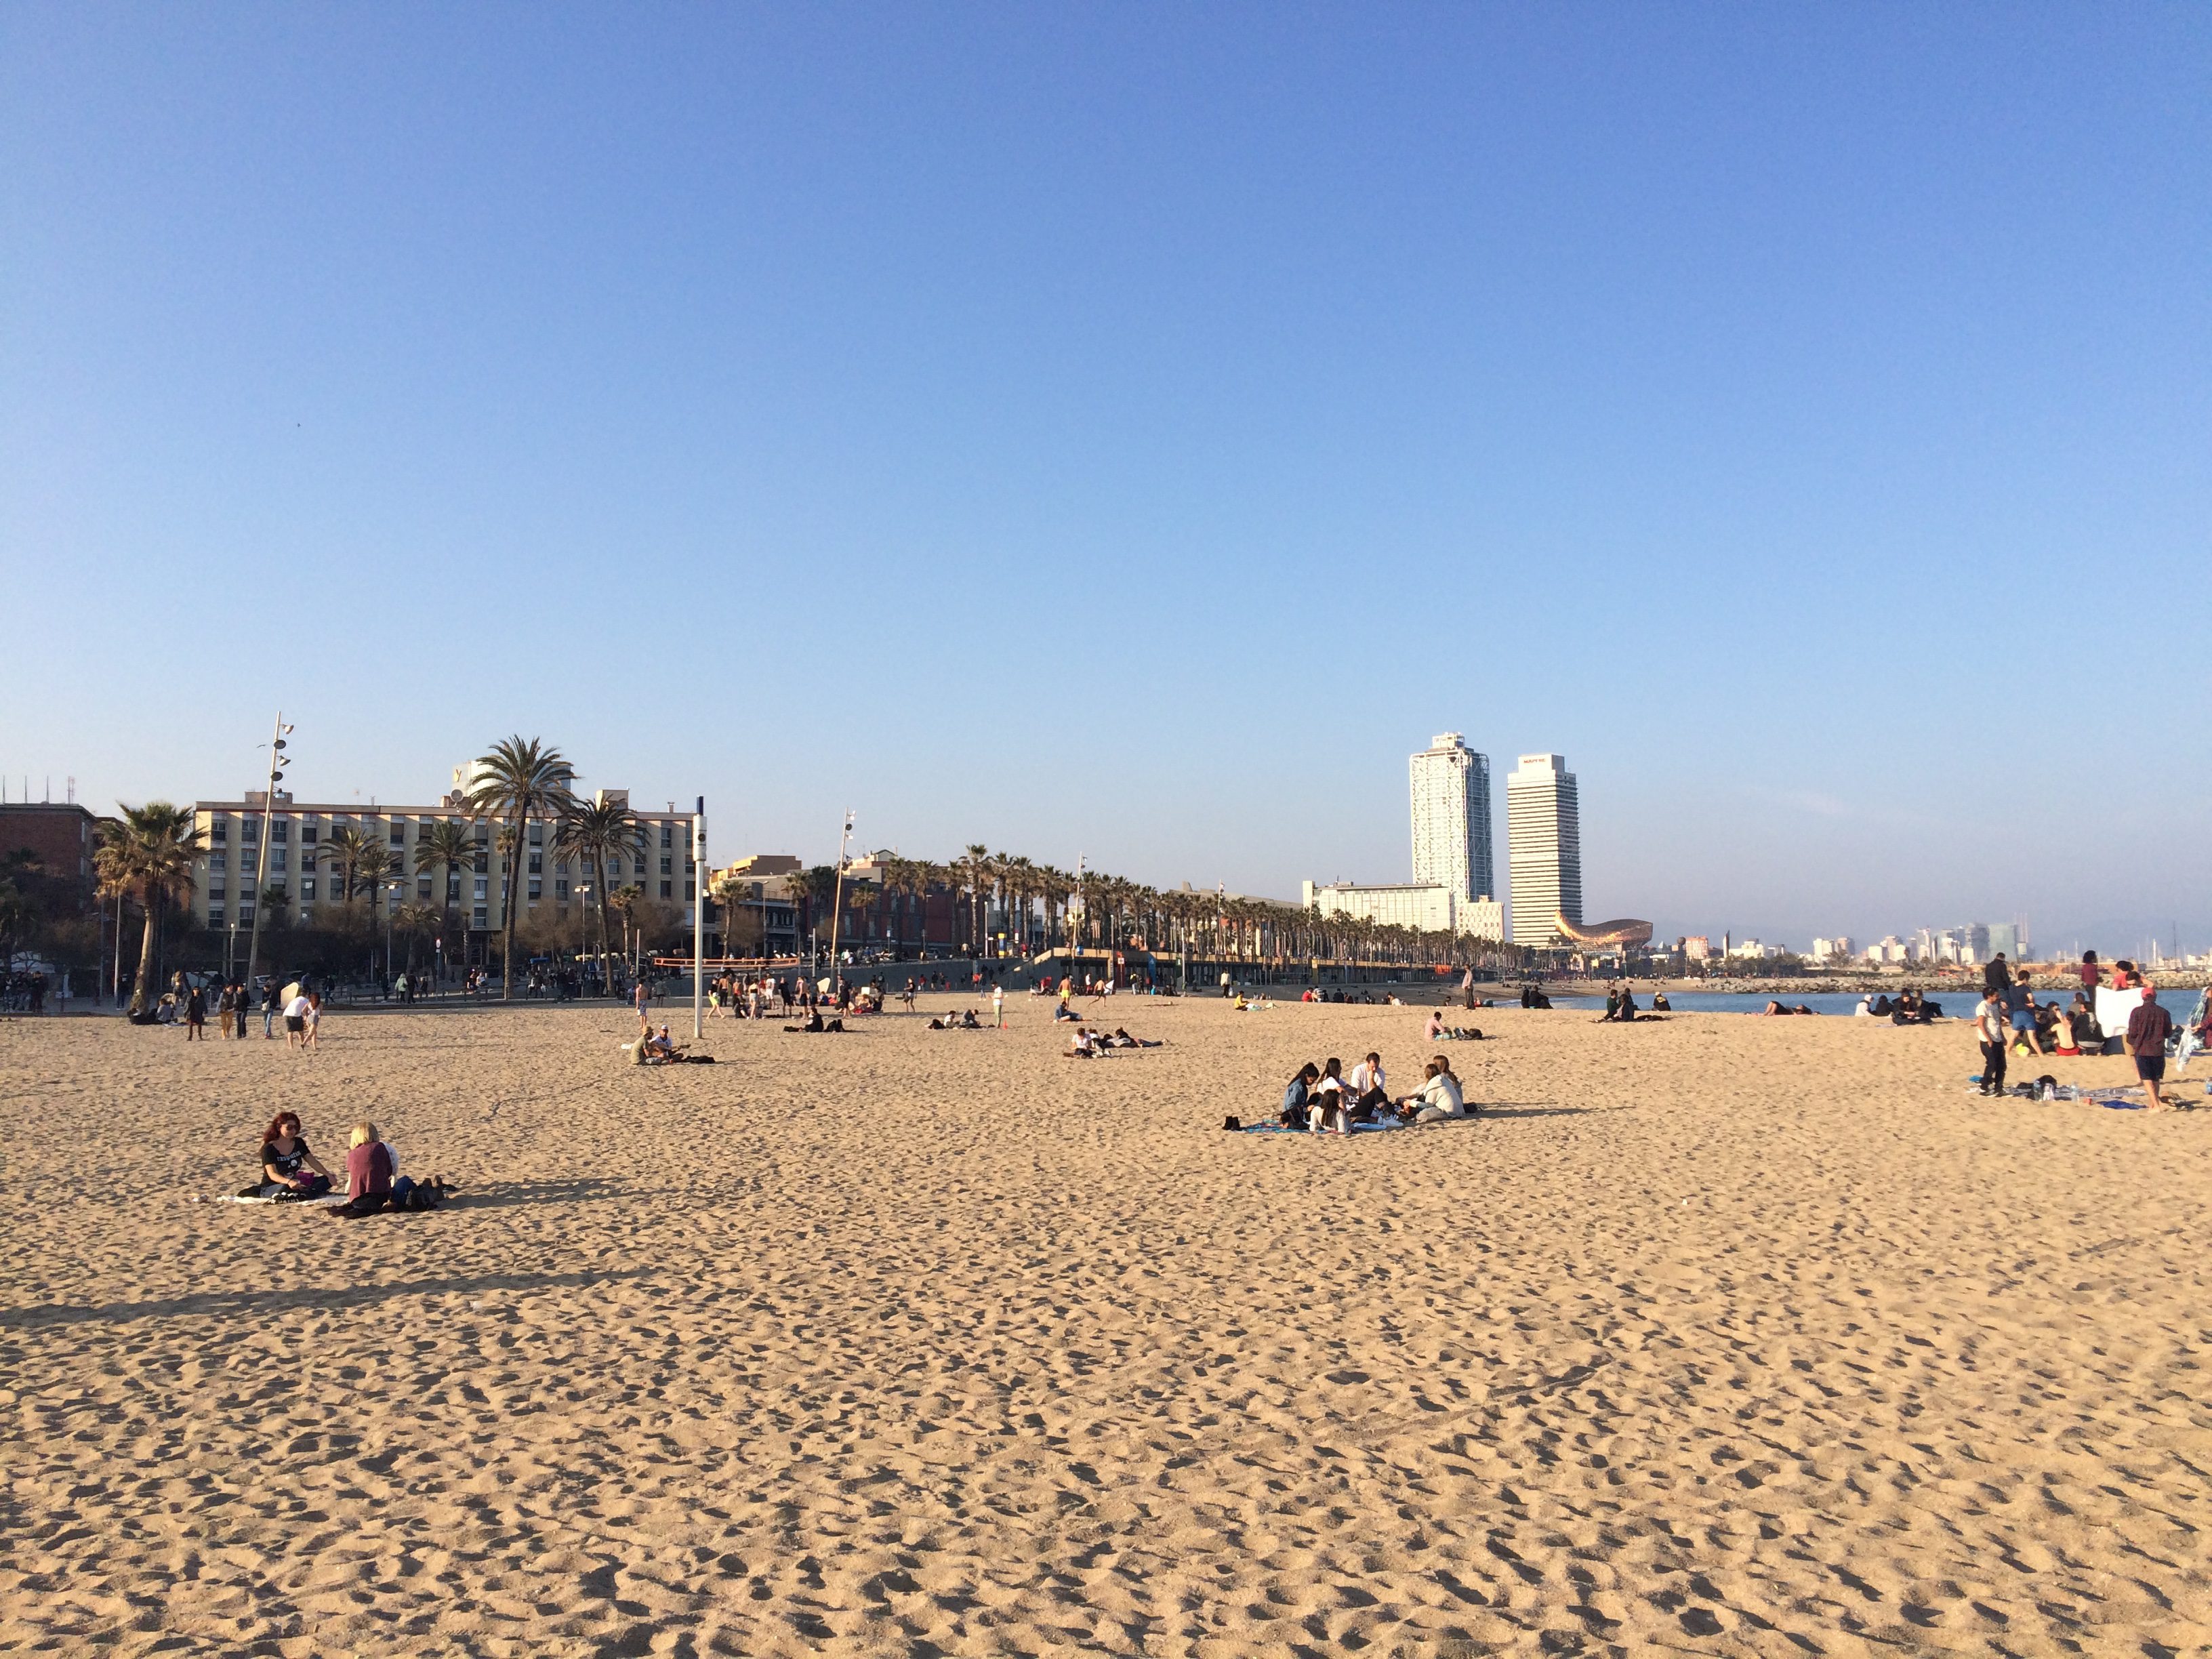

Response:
(2126, 985), (2175, 1110)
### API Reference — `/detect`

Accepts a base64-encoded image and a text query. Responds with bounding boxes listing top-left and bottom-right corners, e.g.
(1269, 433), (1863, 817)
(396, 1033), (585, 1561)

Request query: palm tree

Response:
(414, 819), (476, 976)
(552, 796), (641, 991)
(94, 802), (202, 1015)
(464, 737), (574, 999)
(960, 844), (991, 956)
(606, 883), (647, 978)
(390, 903), (438, 974)
(320, 823), (377, 909)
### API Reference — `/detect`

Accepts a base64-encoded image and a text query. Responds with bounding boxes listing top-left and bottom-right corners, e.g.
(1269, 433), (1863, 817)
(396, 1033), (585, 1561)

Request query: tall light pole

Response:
(241, 712), (293, 1010)
(385, 880), (401, 987)
(691, 796), (707, 1041)
(825, 810), (855, 996)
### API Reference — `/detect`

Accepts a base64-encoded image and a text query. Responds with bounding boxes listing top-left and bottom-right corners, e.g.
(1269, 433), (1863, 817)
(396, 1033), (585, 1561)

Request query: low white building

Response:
(1302, 880), (1505, 941)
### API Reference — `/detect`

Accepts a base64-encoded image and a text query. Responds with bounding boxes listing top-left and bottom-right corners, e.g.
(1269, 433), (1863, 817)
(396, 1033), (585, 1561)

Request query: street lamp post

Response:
(241, 712), (293, 1013)
(385, 880), (401, 989)
(826, 810), (854, 996)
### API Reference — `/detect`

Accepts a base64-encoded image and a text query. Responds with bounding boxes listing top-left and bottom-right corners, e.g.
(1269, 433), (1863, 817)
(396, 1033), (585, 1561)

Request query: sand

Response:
(3, 996), (2209, 1658)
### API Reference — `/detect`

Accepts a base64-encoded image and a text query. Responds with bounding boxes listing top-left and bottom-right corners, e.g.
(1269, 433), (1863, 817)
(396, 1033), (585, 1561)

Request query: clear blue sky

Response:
(3, 5), (2206, 955)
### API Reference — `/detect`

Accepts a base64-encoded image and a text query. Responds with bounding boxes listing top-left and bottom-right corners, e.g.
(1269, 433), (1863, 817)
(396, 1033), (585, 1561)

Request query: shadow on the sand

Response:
(447, 1176), (627, 1210)
(1472, 1103), (1610, 1119)
(0, 1265), (657, 1330)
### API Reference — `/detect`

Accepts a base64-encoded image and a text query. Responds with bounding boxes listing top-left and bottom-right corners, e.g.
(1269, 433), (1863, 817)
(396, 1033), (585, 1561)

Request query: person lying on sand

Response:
(1395, 1057), (1468, 1123)
(783, 1010), (847, 1033)
(249, 1111), (333, 1200)
(1105, 1027), (1160, 1048)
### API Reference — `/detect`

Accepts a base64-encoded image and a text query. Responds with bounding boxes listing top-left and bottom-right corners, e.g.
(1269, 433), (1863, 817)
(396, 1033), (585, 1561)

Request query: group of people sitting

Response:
(1597, 984), (1660, 1021)
(927, 1009), (985, 1030)
(628, 1017), (720, 1061)
(247, 1112), (451, 1215)
(1063, 1025), (1162, 1057)
(1859, 991), (1942, 1024)
(1515, 984), (1554, 1010)
(1295, 987), (1406, 1005)
(1256, 1051), (1473, 1134)
(1762, 1000), (1819, 1016)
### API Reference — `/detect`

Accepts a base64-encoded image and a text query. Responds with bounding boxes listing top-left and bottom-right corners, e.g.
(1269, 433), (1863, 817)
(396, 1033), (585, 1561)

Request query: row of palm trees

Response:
(813, 846), (1517, 975)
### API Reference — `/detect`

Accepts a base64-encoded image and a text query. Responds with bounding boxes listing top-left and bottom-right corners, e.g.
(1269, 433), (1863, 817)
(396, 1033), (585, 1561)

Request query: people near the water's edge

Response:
(1599, 983), (1643, 1022)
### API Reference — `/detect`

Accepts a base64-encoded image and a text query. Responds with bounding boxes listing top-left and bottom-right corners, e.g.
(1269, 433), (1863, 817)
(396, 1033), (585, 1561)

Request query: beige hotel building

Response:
(188, 766), (699, 944)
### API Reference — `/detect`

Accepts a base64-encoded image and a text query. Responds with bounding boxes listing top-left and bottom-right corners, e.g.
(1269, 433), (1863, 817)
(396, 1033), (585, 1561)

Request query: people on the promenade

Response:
(2126, 984), (2174, 1110)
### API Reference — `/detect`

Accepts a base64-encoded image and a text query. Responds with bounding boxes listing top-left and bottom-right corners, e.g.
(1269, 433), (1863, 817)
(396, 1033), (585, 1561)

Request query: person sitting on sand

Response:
(251, 1111), (333, 1200)
(1424, 1009), (1445, 1041)
(1348, 1051), (1388, 1121)
(1065, 1026), (1100, 1059)
(1279, 1063), (1319, 1128)
(1309, 1057), (1353, 1136)
(1232, 991), (1250, 1012)
(1395, 1057), (1467, 1123)
(1053, 1001), (1081, 1022)
(2049, 1001), (2081, 1057)
(329, 1123), (395, 1217)
(1763, 1000), (1795, 1016)
(1650, 991), (1670, 1011)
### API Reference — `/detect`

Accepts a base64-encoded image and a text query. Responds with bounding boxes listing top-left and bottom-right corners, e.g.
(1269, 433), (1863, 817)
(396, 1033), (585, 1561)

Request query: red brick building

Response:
(0, 802), (101, 913)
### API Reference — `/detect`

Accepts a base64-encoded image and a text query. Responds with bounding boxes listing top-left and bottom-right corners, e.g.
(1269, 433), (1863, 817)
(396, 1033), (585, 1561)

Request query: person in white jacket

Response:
(1397, 1057), (1467, 1123)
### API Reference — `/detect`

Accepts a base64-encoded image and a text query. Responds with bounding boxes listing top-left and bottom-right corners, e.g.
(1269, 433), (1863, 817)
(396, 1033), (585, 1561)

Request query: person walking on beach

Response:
(1973, 985), (2009, 1096)
(992, 983), (1004, 1029)
(2126, 984), (2174, 1110)
(261, 977), (279, 1039)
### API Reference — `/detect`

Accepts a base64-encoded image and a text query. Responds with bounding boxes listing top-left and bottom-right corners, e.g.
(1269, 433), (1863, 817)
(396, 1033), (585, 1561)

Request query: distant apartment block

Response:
(1302, 880), (1505, 941)
(1408, 733), (1494, 908)
(1505, 753), (1581, 945)
(188, 770), (698, 941)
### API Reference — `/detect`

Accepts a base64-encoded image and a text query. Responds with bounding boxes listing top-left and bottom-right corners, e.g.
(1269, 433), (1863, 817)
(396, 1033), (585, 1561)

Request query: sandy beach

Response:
(3, 997), (2209, 1657)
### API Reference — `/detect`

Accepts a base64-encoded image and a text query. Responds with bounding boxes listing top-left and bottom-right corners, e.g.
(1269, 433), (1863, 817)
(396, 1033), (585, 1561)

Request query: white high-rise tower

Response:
(1506, 753), (1581, 944)
(1408, 734), (1493, 906)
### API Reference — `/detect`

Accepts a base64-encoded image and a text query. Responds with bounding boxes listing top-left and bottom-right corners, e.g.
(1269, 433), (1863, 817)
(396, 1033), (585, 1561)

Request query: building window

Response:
(528, 853), (542, 874)
(210, 850), (226, 872)
(661, 826), (672, 848)
(210, 821), (227, 844)
(237, 903), (255, 922)
(209, 883), (227, 900)
(472, 906), (488, 927)
(300, 879), (316, 901)
(473, 878), (488, 900)
(528, 823), (543, 846)
(685, 880), (695, 901)
(302, 823), (319, 844)
(527, 880), (542, 901)
(660, 881), (673, 899)
(273, 821), (289, 842)
(207, 907), (224, 928)
(273, 849), (288, 872)
(474, 853), (488, 874)
(243, 819), (259, 841)
(389, 821), (405, 844)
(605, 859), (621, 877)
(555, 879), (569, 900)
(659, 857), (672, 876)
(417, 879), (432, 900)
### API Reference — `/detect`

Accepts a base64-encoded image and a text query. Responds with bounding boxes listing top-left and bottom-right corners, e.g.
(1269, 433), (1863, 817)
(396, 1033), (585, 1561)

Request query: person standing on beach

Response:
(1973, 986), (2009, 1096)
(2126, 984), (2174, 1109)
(991, 983), (1004, 1029)
(1983, 953), (2011, 994)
